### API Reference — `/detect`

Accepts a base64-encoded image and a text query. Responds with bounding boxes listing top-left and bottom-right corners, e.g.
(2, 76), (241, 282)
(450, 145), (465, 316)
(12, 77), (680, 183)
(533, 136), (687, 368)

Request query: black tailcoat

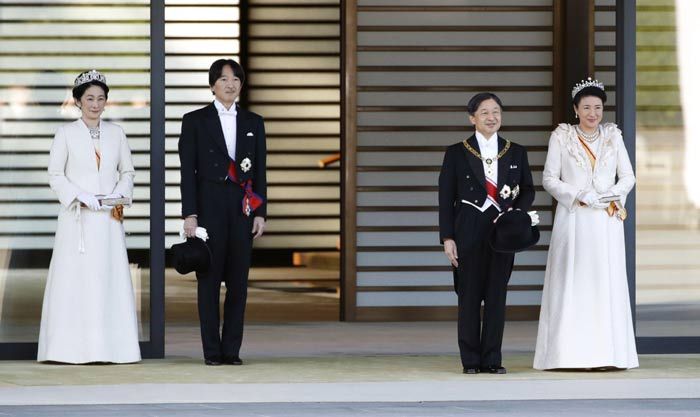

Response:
(438, 134), (534, 368)
(178, 102), (267, 361)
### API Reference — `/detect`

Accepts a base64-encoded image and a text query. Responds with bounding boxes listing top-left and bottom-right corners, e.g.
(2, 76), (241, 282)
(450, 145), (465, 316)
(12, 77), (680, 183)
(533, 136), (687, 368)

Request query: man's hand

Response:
(184, 216), (198, 238)
(443, 239), (458, 268)
(528, 210), (540, 226)
(252, 216), (266, 239)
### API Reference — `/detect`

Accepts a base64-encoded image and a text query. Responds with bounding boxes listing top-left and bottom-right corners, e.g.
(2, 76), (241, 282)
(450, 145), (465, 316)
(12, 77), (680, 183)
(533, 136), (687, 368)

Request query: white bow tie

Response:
(219, 110), (236, 117)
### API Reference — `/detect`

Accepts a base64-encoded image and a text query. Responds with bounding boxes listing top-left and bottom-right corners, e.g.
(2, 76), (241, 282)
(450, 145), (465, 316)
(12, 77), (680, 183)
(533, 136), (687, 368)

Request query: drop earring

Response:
(575, 113), (578, 119)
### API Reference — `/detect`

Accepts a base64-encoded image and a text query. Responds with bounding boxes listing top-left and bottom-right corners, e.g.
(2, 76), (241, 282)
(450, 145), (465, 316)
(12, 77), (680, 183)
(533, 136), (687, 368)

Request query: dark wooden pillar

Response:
(616, 0), (636, 332)
(553, 0), (596, 125)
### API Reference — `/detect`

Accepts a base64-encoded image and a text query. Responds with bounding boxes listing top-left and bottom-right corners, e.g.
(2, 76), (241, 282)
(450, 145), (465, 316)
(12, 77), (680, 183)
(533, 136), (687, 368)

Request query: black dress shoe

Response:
(224, 356), (243, 365)
(204, 359), (222, 366)
(480, 365), (506, 374)
(462, 366), (480, 374)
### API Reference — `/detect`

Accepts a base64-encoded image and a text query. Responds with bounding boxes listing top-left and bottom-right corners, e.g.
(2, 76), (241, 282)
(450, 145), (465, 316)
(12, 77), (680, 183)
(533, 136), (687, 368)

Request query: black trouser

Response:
(196, 181), (253, 361)
(454, 205), (515, 368)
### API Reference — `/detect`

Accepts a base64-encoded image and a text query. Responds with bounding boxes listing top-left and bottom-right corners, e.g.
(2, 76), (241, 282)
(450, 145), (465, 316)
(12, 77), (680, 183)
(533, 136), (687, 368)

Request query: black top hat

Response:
(171, 238), (212, 275)
(489, 209), (540, 253)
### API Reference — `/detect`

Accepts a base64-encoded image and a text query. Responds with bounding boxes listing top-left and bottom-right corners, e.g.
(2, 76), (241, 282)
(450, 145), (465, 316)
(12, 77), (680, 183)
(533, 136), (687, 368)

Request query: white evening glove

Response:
(77, 192), (100, 211)
(577, 190), (599, 207)
(527, 210), (540, 226)
(179, 226), (209, 241)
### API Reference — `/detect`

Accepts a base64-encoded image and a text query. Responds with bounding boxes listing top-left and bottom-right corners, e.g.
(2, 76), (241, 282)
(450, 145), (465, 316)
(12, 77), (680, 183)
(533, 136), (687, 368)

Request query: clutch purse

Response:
(96, 195), (131, 222)
(597, 194), (621, 204)
(98, 196), (132, 206)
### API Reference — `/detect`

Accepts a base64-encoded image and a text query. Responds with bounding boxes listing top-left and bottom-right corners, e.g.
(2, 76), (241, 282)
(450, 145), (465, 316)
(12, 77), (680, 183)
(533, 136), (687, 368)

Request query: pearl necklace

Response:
(575, 125), (600, 143)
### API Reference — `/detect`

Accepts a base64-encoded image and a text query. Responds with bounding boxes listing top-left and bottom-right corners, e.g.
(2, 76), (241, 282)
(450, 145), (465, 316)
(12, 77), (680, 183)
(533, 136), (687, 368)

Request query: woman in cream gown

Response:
(37, 70), (141, 363)
(533, 79), (638, 370)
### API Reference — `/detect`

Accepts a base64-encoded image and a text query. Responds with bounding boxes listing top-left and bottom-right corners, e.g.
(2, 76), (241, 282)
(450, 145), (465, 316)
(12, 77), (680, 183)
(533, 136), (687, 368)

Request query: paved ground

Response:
(1, 322), (699, 413)
(1, 399), (700, 417)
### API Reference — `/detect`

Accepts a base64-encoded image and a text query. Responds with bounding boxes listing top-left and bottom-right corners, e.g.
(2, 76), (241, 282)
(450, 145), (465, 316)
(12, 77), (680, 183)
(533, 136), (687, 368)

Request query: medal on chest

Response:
(240, 157), (252, 173)
(485, 158), (494, 176)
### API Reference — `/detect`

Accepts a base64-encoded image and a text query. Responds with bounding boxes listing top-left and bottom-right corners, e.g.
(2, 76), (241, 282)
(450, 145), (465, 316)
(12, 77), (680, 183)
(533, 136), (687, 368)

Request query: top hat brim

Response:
(171, 238), (212, 275)
(489, 225), (541, 253)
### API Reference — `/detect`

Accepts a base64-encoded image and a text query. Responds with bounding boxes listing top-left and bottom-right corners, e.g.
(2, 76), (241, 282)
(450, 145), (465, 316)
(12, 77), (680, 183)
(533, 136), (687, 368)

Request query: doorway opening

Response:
(163, 0), (342, 330)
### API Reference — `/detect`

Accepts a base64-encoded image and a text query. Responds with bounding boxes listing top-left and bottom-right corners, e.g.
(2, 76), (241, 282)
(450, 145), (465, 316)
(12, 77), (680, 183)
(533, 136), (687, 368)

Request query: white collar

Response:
(475, 131), (498, 151)
(214, 99), (236, 114)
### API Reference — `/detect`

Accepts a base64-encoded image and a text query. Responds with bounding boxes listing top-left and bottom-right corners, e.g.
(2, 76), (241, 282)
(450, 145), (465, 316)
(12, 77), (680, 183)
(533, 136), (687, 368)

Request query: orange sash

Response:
(94, 148), (124, 222)
(577, 135), (617, 217)
(577, 135), (597, 168)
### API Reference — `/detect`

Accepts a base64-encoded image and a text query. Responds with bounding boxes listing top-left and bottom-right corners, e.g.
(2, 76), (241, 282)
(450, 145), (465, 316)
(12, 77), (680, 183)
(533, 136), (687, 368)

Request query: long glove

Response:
(578, 190), (610, 209)
(527, 210), (540, 226)
(77, 192), (100, 211)
(577, 190), (598, 206)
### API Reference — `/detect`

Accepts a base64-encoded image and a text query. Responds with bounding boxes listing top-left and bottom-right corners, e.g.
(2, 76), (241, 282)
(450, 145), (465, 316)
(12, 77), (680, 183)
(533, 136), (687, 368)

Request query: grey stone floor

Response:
(1, 400), (699, 417)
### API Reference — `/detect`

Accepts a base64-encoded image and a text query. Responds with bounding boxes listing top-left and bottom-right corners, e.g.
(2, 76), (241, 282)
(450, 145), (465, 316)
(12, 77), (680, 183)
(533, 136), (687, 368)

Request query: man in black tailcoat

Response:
(439, 93), (535, 374)
(179, 59), (267, 366)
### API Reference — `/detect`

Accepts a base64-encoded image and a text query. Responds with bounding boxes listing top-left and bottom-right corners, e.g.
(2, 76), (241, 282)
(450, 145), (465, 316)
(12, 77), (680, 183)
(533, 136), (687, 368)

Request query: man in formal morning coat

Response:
(179, 59), (267, 366)
(438, 93), (535, 374)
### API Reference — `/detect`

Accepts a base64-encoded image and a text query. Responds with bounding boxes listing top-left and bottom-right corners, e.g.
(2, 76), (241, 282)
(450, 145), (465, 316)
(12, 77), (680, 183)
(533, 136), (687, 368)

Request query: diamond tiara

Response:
(74, 69), (107, 87)
(571, 77), (604, 99)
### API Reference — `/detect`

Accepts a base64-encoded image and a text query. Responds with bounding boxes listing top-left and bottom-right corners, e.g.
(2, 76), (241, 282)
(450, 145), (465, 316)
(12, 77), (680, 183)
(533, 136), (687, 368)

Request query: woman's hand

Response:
(77, 192), (100, 210)
(443, 239), (459, 268)
(577, 190), (599, 207)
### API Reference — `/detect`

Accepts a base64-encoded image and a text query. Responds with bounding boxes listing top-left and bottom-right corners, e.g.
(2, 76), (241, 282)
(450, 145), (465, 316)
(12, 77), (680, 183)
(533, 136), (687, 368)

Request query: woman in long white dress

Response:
(37, 70), (141, 363)
(534, 78), (638, 370)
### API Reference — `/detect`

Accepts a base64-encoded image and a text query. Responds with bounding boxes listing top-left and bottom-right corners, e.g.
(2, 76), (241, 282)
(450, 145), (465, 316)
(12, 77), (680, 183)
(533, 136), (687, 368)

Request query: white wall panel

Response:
(357, 12), (552, 26)
(246, 0), (340, 250)
(0, 0), (150, 250)
(356, 290), (542, 307)
(357, 51), (553, 67)
(358, 131), (552, 147)
(352, 0), (554, 315)
(357, 270), (545, 287)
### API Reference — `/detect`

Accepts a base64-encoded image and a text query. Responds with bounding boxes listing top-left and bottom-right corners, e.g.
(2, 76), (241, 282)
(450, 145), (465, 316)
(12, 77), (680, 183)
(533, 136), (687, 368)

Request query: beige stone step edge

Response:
(0, 378), (698, 406)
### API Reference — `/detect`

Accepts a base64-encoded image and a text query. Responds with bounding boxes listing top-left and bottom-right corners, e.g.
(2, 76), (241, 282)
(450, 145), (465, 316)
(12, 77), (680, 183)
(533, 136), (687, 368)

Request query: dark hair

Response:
(467, 92), (504, 115)
(72, 80), (109, 102)
(573, 86), (607, 107)
(209, 58), (245, 90)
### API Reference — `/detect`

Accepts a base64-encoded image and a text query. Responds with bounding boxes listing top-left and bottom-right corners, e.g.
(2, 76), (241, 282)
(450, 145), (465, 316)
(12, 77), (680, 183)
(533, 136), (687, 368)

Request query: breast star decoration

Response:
(499, 184), (512, 200)
(240, 157), (252, 173)
(512, 185), (520, 200)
